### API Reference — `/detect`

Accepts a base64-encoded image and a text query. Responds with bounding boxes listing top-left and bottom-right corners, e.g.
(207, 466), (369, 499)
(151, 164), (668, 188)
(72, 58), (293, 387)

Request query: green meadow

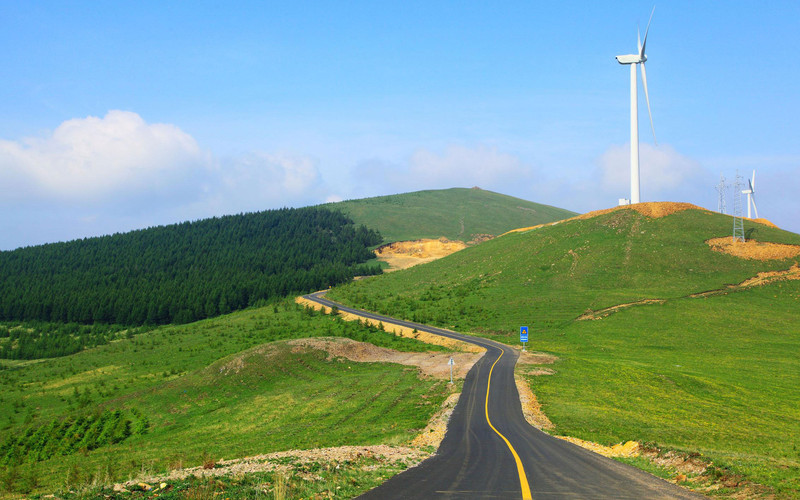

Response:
(0, 301), (452, 497)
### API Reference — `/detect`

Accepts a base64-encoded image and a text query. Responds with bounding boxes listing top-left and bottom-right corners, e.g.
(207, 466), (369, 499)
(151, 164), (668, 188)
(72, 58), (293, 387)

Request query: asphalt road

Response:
(304, 291), (703, 499)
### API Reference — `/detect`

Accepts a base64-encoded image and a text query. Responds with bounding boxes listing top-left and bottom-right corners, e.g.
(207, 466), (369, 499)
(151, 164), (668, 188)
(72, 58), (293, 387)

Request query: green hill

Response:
(324, 187), (577, 243)
(328, 204), (800, 495)
(0, 207), (381, 335)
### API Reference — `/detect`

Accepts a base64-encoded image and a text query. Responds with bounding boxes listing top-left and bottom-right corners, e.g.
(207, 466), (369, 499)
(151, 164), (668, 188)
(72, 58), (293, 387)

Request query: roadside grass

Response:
(526, 282), (800, 496)
(0, 300), (451, 496)
(45, 454), (414, 499)
(326, 208), (800, 495)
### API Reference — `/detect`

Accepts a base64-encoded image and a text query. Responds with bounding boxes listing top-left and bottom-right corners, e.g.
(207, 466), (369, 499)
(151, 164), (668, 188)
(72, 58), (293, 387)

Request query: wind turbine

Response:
(616, 7), (657, 205)
(741, 170), (758, 218)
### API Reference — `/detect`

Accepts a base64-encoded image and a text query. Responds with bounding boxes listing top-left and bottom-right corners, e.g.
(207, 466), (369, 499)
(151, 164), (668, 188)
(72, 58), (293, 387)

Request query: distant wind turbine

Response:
(741, 170), (759, 218)
(616, 7), (657, 205)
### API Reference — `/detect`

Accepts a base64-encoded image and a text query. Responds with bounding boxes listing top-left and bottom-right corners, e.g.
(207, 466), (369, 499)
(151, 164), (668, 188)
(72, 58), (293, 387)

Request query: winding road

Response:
(304, 291), (702, 499)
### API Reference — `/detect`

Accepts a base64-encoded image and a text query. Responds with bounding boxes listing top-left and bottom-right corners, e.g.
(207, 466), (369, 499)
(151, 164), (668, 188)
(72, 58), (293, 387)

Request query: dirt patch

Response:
(577, 299), (666, 321)
(375, 238), (468, 271)
(288, 337), (482, 380)
(514, 375), (555, 431)
(468, 234), (494, 245)
(556, 436), (640, 458)
(517, 350), (558, 366)
(752, 217), (779, 228)
(707, 237), (800, 261)
(295, 296), (484, 354)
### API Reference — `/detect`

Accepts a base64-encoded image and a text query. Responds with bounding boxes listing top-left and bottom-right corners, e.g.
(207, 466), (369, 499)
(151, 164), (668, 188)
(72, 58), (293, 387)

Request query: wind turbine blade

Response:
(752, 170), (756, 190)
(640, 62), (657, 144)
(638, 28), (642, 55)
(751, 194), (759, 219)
(640, 6), (655, 58)
(748, 179), (754, 193)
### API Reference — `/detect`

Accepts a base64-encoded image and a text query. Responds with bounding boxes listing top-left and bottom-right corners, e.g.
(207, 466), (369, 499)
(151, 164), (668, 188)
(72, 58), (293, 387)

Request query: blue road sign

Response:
(520, 326), (528, 343)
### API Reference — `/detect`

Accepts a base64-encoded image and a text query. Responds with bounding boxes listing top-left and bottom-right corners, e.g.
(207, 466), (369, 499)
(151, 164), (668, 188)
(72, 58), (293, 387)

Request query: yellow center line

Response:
(485, 348), (533, 500)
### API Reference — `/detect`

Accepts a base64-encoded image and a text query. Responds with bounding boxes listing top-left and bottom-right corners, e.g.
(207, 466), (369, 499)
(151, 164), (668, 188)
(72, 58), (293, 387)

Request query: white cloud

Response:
(599, 143), (705, 197)
(350, 144), (534, 195)
(409, 145), (530, 188)
(204, 152), (324, 213)
(0, 111), (335, 249)
(0, 110), (207, 202)
(325, 194), (344, 203)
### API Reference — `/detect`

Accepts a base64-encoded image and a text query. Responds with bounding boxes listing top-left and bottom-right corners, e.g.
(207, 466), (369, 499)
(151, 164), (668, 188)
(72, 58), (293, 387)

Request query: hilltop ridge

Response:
(324, 187), (577, 243)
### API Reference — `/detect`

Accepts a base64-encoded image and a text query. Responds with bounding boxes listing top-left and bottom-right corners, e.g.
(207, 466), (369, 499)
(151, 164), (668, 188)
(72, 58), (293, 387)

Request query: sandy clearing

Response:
(707, 237), (800, 260)
(295, 296), (484, 354)
(288, 337), (482, 380)
(375, 238), (468, 271)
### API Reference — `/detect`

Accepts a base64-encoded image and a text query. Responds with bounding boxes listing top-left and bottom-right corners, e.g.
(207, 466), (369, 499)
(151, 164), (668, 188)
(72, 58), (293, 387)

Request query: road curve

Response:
(304, 291), (703, 500)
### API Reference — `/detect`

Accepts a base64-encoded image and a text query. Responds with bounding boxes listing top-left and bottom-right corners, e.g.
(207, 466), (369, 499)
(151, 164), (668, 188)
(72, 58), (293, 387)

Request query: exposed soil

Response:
(752, 217), (779, 228)
(375, 238), (468, 271)
(707, 237), (800, 261)
(287, 337), (482, 380)
(556, 436), (640, 458)
(295, 296), (484, 353)
(116, 445), (430, 490)
(514, 374), (555, 431)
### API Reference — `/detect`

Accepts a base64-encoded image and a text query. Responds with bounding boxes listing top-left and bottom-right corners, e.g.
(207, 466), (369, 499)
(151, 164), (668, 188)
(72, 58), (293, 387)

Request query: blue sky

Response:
(1, 1), (798, 249)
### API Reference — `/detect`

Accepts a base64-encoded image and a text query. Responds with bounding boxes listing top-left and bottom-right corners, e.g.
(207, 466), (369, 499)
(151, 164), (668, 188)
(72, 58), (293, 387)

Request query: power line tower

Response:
(715, 174), (727, 214)
(732, 171), (745, 242)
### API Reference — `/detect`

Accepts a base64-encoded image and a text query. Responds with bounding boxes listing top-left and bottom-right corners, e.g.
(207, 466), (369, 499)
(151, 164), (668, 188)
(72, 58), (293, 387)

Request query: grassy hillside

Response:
(328, 205), (800, 496)
(329, 207), (800, 334)
(0, 300), (451, 497)
(324, 187), (577, 243)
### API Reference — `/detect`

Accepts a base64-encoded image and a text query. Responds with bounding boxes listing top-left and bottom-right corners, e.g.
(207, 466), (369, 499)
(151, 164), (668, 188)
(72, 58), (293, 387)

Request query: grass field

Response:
(323, 187), (576, 243)
(0, 301), (453, 497)
(328, 206), (800, 496)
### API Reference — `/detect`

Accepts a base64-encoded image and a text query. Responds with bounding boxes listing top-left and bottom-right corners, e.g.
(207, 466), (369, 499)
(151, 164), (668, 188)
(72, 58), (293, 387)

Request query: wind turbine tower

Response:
(616, 7), (657, 205)
(741, 170), (758, 219)
(733, 172), (745, 242)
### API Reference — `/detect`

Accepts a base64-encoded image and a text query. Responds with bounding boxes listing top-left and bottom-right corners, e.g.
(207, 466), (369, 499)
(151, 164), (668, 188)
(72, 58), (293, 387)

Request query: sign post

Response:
(448, 357), (454, 384)
(520, 326), (528, 352)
